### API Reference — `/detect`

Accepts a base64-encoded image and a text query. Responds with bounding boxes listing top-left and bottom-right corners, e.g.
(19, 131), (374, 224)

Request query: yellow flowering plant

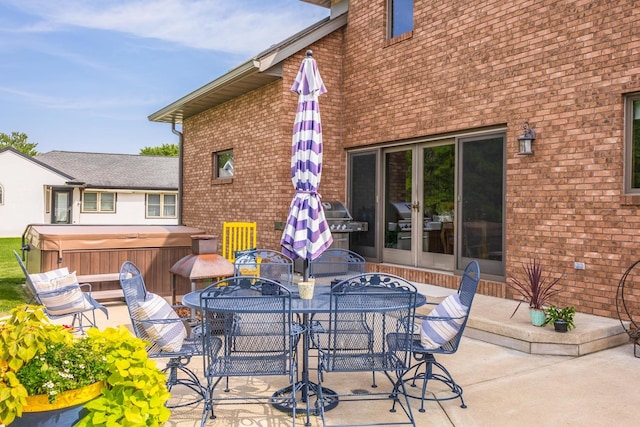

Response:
(0, 305), (170, 426)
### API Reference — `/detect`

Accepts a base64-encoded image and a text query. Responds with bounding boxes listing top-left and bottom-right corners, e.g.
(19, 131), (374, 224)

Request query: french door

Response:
(378, 134), (505, 275)
(382, 142), (456, 270)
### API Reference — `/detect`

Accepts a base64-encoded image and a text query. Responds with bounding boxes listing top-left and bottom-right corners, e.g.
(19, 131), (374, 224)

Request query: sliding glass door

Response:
(348, 132), (505, 276)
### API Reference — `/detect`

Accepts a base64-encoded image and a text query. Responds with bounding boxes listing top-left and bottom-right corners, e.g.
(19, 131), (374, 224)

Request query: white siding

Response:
(78, 192), (178, 225)
(0, 151), (67, 237)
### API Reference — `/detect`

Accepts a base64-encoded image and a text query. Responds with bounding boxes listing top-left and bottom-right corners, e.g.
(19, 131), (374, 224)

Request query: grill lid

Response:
(390, 201), (412, 220)
(322, 201), (353, 221)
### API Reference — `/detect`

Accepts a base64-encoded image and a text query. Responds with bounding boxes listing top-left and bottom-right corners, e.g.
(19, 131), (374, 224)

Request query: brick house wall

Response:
(337, 0), (640, 318)
(180, 0), (640, 319)
(181, 30), (346, 252)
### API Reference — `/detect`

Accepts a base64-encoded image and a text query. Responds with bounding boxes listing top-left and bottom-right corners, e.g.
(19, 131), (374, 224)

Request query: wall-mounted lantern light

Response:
(517, 121), (536, 155)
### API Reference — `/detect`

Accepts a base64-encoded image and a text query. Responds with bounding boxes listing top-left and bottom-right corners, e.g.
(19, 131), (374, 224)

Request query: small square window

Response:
(389, 0), (414, 38)
(214, 149), (234, 179)
(146, 193), (178, 218)
(81, 191), (116, 212)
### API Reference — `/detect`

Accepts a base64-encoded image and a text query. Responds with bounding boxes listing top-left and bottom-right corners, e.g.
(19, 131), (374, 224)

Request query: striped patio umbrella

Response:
(281, 50), (333, 278)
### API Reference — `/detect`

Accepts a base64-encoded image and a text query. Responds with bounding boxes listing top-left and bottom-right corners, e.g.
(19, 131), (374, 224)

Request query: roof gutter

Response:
(172, 122), (184, 226)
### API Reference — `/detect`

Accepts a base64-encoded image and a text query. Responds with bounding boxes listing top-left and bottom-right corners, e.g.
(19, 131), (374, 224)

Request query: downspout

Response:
(172, 122), (184, 225)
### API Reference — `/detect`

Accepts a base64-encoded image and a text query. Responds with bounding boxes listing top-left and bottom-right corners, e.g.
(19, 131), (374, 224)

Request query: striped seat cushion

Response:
(137, 292), (186, 352)
(420, 293), (468, 350)
(30, 269), (92, 315)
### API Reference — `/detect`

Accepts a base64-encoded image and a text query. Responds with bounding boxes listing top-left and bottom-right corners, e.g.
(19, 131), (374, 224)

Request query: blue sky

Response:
(0, 0), (328, 154)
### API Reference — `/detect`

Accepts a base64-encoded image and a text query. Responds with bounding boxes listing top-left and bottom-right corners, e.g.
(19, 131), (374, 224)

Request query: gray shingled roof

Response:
(35, 151), (178, 190)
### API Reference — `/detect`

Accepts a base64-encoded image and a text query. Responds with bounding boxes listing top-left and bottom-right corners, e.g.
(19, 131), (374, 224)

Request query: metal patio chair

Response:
(119, 260), (206, 408)
(308, 248), (366, 284)
(219, 249), (294, 391)
(395, 260), (480, 412)
(233, 248), (294, 285)
(13, 250), (108, 334)
(221, 221), (257, 263)
(308, 249), (381, 387)
(313, 273), (418, 427)
(199, 276), (301, 426)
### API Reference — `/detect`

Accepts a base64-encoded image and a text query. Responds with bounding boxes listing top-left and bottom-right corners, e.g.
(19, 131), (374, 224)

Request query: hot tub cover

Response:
(24, 224), (204, 251)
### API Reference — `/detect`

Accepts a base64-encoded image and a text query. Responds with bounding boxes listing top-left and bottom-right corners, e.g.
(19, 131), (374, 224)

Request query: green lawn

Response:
(0, 238), (29, 316)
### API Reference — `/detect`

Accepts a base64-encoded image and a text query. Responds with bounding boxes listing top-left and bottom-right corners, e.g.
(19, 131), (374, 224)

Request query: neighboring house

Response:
(0, 148), (179, 237)
(0, 147), (70, 237)
(148, 0), (639, 319)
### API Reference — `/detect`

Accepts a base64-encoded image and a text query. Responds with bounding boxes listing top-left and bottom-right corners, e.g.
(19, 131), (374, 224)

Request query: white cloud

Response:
(4, 0), (329, 55)
(0, 85), (158, 111)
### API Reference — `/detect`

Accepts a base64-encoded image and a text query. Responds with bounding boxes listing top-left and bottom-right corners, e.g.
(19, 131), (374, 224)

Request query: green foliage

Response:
(423, 145), (455, 216)
(0, 238), (29, 316)
(0, 132), (38, 156)
(543, 305), (576, 330)
(507, 259), (564, 316)
(0, 306), (71, 424)
(76, 326), (171, 427)
(17, 339), (108, 401)
(139, 143), (179, 156)
(0, 306), (170, 426)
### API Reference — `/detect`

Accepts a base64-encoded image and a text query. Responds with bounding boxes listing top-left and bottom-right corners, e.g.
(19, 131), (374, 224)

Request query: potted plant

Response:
(543, 305), (576, 332)
(507, 259), (564, 326)
(0, 305), (171, 426)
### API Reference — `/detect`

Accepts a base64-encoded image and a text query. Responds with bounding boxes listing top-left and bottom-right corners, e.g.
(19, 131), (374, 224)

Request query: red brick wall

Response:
(338, 0), (640, 318)
(182, 1), (640, 318)
(181, 30), (345, 252)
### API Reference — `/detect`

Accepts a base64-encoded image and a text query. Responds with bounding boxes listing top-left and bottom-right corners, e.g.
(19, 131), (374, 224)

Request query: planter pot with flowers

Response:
(507, 259), (564, 326)
(0, 305), (171, 426)
(543, 305), (576, 332)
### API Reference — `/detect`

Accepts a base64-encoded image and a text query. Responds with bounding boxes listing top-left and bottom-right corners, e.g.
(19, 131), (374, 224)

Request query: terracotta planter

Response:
(12, 381), (103, 427)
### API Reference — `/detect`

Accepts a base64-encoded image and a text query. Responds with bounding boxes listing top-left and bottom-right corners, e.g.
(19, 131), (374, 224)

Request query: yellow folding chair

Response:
(221, 221), (257, 262)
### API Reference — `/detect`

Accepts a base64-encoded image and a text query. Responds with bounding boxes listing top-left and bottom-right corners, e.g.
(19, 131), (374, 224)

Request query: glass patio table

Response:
(181, 282), (426, 426)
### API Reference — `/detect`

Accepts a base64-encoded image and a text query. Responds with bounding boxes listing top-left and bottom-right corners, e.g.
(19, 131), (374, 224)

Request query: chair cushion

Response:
(137, 292), (186, 352)
(420, 293), (468, 350)
(235, 248), (260, 276)
(30, 269), (92, 315)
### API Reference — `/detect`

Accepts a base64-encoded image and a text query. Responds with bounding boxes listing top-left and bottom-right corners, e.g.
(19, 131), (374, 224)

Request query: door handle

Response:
(411, 201), (420, 212)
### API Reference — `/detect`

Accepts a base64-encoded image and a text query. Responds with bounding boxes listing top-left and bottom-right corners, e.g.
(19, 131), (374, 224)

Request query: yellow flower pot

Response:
(13, 381), (104, 426)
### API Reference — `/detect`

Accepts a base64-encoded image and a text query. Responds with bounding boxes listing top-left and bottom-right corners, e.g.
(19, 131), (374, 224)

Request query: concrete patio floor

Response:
(90, 286), (640, 427)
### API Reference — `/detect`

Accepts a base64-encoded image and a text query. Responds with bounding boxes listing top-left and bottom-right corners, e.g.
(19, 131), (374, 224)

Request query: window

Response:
(389, 0), (413, 38)
(214, 149), (234, 179)
(146, 193), (177, 218)
(625, 93), (640, 192)
(0, 184), (3, 205)
(81, 191), (115, 212)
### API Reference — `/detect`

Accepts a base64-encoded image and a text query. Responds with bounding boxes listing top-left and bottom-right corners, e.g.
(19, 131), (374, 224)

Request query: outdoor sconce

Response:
(517, 122), (535, 155)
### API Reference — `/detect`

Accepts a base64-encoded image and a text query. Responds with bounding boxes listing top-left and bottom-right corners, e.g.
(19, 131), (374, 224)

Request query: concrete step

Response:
(414, 282), (630, 356)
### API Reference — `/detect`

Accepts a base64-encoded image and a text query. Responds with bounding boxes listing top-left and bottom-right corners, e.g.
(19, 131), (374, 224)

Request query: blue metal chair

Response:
(119, 261), (206, 409)
(199, 276), (301, 426)
(308, 248), (380, 386)
(313, 273), (418, 427)
(14, 250), (108, 334)
(309, 248), (366, 284)
(397, 260), (480, 412)
(233, 248), (294, 285)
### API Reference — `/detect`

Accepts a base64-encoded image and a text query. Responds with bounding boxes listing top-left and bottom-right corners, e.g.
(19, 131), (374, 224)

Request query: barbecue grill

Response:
(322, 201), (368, 250)
(292, 201), (367, 274)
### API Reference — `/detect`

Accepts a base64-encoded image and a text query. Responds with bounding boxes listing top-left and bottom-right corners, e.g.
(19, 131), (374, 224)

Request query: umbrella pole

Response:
(303, 258), (310, 281)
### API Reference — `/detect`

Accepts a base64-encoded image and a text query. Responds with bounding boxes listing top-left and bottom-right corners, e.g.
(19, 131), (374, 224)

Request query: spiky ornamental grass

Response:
(508, 258), (564, 317)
